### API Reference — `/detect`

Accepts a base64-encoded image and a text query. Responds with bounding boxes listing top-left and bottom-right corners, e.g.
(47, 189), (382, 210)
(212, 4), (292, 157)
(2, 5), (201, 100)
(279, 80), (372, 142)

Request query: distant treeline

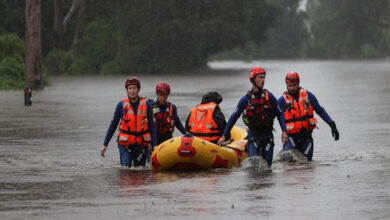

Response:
(1, 0), (389, 89)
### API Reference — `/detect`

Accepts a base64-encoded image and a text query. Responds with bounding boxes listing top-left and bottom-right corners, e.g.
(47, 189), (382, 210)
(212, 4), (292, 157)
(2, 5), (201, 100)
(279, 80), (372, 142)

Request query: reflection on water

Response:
(0, 60), (390, 219)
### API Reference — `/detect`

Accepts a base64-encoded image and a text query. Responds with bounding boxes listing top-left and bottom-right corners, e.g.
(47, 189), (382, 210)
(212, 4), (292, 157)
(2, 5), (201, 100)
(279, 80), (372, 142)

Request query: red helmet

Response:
(156, 82), (170, 95)
(125, 76), (141, 89)
(249, 66), (266, 81)
(285, 71), (300, 84)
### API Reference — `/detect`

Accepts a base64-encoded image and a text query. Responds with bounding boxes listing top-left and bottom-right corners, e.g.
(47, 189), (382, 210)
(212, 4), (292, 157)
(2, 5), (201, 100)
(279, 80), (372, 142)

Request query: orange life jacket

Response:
(187, 102), (222, 142)
(152, 102), (175, 138)
(283, 88), (317, 134)
(118, 97), (152, 146)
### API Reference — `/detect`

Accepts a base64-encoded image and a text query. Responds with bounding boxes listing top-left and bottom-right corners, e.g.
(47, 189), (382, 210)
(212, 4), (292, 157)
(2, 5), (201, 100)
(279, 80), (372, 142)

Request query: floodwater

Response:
(1, 60), (389, 219)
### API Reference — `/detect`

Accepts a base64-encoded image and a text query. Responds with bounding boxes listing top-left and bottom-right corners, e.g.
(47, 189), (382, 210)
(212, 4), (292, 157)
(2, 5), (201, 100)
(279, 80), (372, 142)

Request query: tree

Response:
(306, 0), (390, 58)
(257, 0), (309, 58)
(72, 0), (87, 47)
(53, 0), (64, 48)
(25, 0), (42, 89)
(44, 0), (279, 75)
(0, 0), (25, 38)
(52, 0), (88, 49)
(84, 0), (278, 74)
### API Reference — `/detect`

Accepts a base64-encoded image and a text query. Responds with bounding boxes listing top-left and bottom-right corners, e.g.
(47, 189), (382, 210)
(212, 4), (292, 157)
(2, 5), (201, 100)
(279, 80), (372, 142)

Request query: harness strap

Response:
(120, 129), (148, 136)
(285, 115), (314, 123)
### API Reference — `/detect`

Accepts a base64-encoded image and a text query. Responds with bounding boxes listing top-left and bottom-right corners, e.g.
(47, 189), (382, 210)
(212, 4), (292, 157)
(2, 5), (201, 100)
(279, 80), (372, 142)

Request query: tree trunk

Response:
(25, 0), (43, 90)
(53, 0), (64, 48)
(63, 0), (80, 34)
(72, 0), (87, 47)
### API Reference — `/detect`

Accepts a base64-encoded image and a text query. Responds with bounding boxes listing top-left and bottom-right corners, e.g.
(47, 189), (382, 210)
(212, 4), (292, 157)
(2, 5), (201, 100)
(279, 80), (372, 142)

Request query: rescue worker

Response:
(185, 91), (230, 144)
(217, 66), (288, 167)
(100, 76), (157, 167)
(278, 71), (339, 161)
(151, 82), (186, 145)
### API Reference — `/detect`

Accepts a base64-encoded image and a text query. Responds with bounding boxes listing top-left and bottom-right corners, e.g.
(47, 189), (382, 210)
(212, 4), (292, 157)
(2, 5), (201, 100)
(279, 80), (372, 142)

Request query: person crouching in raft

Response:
(277, 71), (339, 161)
(100, 77), (157, 167)
(217, 67), (288, 168)
(151, 82), (186, 145)
(186, 91), (230, 144)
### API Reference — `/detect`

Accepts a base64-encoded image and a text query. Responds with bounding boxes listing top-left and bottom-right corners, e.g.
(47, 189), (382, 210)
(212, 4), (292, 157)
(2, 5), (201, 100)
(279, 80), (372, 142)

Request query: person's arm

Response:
(172, 104), (186, 134)
(307, 91), (339, 140)
(185, 112), (191, 132)
(278, 96), (287, 113)
(146, 101), (157, 147)
(217, 96), (248, 145)
(307, 91), (333, 124)
(213, 107), (230, 140)
(224, 95), (248, 136)
(101, 101), (122, 157)
(269, 92), (286, 132)
(269, 92), (288, 144)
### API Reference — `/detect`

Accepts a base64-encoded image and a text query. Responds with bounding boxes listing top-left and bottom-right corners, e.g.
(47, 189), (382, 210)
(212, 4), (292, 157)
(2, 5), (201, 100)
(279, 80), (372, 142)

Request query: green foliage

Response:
(0, 32), (25, 62)
(0, 57), (25, 90)
(43, 48), (73, 75)
(113, 0), (277, 73)
(257, 0), (309, 58)
(46, 0), (278, 75)
(69, 19), (120, 75)
(306, 0), (390, 58)
(0, 0), (25, 38)
(0, 32), (25, 90)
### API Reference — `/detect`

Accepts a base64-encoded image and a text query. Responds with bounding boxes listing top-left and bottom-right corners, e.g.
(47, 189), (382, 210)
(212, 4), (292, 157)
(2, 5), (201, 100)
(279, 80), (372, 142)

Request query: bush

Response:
(0, 57), (25, 90)
(0, 32), (24, 62)
(68, 20), (119, 75)
(43, 48), (73, 75)
(360, 44), (380, 58)
(0, 32), (25, 90)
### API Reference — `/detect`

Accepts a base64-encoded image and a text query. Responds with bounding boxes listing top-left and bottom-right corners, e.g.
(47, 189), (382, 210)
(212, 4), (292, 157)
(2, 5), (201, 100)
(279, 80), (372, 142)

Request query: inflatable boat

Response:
(150, 126), (248, 171)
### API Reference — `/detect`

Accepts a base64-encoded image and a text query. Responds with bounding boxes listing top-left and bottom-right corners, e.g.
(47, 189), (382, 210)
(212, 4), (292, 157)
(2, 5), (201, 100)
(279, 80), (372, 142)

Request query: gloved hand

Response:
(329, 121), (339, 141)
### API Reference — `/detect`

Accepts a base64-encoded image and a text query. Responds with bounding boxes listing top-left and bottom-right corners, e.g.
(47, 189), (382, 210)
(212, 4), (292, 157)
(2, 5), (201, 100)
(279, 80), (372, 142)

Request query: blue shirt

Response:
(223, 90), (287, 138)
(277, 89), (333, 125)
(103, 98), (157, 147)
(153, 101), (186, 135)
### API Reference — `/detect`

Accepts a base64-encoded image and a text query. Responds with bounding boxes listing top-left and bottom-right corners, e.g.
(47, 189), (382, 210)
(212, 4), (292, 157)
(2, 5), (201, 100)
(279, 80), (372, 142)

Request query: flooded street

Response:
(1, 60), (390, 219)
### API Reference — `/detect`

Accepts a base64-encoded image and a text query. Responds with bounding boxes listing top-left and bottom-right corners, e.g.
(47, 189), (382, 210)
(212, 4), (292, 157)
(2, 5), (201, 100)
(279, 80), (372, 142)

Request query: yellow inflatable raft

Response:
(150, 126), (248, 171)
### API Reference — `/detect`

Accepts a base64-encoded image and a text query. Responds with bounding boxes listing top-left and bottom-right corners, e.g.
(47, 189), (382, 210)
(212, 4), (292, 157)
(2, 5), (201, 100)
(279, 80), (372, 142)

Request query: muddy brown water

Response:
(1, 60), (389, 219)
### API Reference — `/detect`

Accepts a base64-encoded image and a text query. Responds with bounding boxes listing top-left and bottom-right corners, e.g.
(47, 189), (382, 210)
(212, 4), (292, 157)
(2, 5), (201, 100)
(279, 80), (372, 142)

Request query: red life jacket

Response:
(118, 97), (151, 146)
(152, 101), (175, 138)
(187, 102), (222, 142)
(283, 88), (317, 134)
(242, 89), (274, 131)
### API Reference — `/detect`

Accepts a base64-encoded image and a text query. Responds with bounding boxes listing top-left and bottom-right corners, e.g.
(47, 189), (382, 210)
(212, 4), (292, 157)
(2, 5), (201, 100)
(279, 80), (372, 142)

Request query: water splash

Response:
(275, 149), (308, 163)
(240, 156), (271, 172)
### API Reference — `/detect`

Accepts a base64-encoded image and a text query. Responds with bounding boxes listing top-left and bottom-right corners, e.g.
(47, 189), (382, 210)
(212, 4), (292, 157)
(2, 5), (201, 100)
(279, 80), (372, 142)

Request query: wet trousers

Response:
(246, 132), (275, 167)
(118, 144), (147, 167)
(282, 135), (314, 161)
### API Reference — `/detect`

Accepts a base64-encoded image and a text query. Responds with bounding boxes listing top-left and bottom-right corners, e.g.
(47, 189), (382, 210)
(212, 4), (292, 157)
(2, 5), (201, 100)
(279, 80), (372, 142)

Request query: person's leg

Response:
(260, 138), (274, 167)
(283, 135), (298, 151)
(246, 139), (261, 157)
(297, 137), (314, 161)
(118, 144), (132, 167)
(132, 146), (148, 167)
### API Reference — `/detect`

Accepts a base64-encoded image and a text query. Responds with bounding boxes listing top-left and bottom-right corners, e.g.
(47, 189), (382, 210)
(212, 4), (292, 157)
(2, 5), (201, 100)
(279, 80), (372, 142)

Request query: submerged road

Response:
(0, 60), (389, 219)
